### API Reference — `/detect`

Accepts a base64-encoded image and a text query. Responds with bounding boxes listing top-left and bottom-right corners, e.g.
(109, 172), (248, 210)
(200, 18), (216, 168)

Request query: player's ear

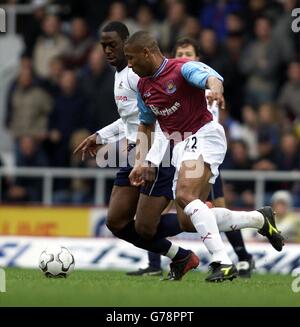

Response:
(143, 47), (151, 58)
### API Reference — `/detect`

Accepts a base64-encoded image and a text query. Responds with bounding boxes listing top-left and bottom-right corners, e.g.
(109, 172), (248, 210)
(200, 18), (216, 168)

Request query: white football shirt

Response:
(96, 66), (140, 144)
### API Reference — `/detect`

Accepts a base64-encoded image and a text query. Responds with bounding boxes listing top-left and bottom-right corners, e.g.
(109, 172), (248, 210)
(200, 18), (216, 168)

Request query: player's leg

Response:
(211, 206), (284, 251)
(107, 168), (193, 268)
(106, 185), (139, 233)
(175, 159), (238, 282)
(134, 165), (199, 280)
(210, 176), (255, 278)
(126, 193), (169, 277)
(172, 123), (238, 282)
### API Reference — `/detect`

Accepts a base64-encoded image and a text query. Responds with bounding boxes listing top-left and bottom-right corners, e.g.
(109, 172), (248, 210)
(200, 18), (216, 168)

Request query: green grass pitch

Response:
(0, 268), (299, 307)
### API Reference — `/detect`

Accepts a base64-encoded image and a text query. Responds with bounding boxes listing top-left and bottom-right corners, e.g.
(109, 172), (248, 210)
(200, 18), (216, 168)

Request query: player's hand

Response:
(129, 165), (144, 187)
(141, 164), (156, 190)
(206, 92), (225, 110)
(73, 133), (100, 161)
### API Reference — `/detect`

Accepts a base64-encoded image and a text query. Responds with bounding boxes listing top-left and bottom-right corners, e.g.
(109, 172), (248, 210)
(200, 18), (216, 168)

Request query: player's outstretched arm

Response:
(181, 61), (225, 109)
(73, 133), (101, 161)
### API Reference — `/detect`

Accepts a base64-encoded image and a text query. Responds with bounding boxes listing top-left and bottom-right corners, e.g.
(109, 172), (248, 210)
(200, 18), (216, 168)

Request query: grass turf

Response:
(0, 268), (299, 307)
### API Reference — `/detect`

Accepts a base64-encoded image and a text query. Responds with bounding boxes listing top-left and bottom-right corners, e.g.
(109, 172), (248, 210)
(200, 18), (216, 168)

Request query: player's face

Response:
(124, 44), (152, 77)
(100, 31), (125, 67)
(175, 45), (199, 61)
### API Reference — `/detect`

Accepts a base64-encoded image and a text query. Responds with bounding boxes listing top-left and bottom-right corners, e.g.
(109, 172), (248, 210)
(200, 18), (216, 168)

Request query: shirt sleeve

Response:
(127, 68), (140, 92)
(181, 61), (224, 89)
(145, 127), (169, 167)
(137, 91), (156, 125)
(96, 118), (125, 144)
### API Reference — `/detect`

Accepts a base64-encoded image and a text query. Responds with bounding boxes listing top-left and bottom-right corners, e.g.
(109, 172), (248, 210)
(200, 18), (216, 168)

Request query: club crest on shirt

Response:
(165, 80), (177, 94)
(143, 90), (151, 98)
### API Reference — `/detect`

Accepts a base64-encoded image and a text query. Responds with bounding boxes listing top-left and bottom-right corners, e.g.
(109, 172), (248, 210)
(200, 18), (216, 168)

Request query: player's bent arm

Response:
(96, 118), (125, 144)
(206, 76), (224, 95)
(181, 61), (224, 89)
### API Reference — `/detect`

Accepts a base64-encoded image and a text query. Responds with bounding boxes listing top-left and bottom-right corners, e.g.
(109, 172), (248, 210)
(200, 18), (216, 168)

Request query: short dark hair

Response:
(125, 31), (159, 52)
(101, 21), (129, 41)
(173, 37), (200, 57)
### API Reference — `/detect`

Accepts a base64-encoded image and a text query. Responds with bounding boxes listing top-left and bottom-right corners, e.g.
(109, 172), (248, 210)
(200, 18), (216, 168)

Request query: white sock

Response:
(211, 208), (264, 232)
(184, 199), (232, 264)
(165, 244), (179, 259)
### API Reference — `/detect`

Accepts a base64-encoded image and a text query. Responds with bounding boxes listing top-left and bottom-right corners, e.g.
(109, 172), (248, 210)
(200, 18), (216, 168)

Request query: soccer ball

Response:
(39, 245), (75, 278)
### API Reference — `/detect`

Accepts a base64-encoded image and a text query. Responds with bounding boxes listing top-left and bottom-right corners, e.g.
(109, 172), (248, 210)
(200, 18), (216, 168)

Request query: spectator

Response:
(7, 67), (52, 140)
(257, 103), (280, 146)
(21, 0), (47, 57)
(272, 0), (297, 65)
(271, 191), (300, 242)
(223, 140), (255, 208)
(199, 0), (243, 41)
(136, 4), (161, 41)
(221, 29), (246, 119)
(63, 18), (94, 69)
(278, 62), (300, 120)
(276, 132), (300, 172)
(239, 105), (258, 160)
(198, 28), (226, 72)
(39, 56), (65, 97)
(219, 108), (242, 141)
(48, 69), (90, 167)
(101, 1), (138, 35)
(79, 45), (118, 132)
(6, 136), (48, 203)
(160, 0), (189, 53)
(240, 16), (280, 106)
(33, 15), (71, 78)
(181, 16), (201, 41)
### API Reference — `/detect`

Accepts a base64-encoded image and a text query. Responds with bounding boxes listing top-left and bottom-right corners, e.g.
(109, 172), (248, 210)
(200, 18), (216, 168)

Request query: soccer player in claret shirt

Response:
(74, 22), (200, 280)
(128, 37), (255, 279)
(126, 31), (284, 282)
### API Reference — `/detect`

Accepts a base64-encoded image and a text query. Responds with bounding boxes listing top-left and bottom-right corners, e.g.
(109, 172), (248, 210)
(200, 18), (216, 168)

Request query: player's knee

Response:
(176, 187), (198, 208)
(135, 221), (156, 240)
(106, 215), (123, 234)
(179, 219), (195, 232)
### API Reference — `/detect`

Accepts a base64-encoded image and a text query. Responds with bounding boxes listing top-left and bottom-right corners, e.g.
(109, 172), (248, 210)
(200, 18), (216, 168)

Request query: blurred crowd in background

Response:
(0, 0), (299, 210)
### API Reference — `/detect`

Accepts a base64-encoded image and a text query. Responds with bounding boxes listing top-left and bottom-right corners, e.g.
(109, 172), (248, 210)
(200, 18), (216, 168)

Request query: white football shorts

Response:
(171, 120), (227, 196)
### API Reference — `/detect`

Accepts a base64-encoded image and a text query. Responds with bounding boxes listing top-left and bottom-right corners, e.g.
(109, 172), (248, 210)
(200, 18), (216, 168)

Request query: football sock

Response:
(113, 221), (189, 260)
(225, 230), (252, 262)
(148, 251), (161, 269)
(184, 199), (232, 264)
(153, 213), (182, 239)
(211, 208), (264, 232)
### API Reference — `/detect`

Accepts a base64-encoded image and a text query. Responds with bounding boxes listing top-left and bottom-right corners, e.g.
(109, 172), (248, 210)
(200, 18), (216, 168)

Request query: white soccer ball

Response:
(39, 245), (75, 278)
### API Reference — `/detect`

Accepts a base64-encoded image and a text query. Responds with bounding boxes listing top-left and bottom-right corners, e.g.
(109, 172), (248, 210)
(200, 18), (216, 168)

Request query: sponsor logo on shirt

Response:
(115, 95), (128, 101)
(165, 80), (177, 94)
(149, 102), (181, 116)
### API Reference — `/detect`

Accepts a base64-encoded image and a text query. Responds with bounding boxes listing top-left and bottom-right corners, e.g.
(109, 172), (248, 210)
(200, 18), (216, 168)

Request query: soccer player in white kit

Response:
(74, 22), (200, 280)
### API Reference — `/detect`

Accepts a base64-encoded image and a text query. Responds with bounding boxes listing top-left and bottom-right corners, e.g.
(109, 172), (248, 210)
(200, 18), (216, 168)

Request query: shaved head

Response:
(124, 31), (164, 77)
(125, 31), (160, 52)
